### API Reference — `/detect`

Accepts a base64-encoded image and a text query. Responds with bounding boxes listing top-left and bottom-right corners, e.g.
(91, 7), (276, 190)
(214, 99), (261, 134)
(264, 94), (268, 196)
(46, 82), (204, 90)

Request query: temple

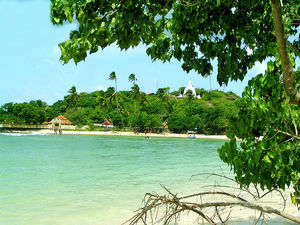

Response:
(177, 80), (201, 99)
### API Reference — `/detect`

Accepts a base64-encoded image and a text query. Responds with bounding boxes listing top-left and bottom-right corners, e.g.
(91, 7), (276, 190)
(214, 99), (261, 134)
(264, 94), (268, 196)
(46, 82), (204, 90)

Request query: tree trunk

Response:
(270, 0), (300, 106)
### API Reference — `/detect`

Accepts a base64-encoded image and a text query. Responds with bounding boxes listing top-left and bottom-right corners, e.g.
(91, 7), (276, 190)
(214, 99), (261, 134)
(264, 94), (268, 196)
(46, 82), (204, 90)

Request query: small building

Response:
(43, 115), (72, 132)
(51, 115), (72, 125)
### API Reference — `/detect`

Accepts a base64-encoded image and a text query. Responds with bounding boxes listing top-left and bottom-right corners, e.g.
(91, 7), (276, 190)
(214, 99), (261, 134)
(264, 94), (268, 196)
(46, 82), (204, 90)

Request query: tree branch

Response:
(192, 201), (300, 224)
(270, 0), (300, 106)
(274, 128), (300, 140)
(125, 190), (300, 224)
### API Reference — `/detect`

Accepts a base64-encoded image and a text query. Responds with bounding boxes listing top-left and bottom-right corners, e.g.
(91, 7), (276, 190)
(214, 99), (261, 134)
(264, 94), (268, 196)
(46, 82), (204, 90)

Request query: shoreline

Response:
(1, 129), (230, 140)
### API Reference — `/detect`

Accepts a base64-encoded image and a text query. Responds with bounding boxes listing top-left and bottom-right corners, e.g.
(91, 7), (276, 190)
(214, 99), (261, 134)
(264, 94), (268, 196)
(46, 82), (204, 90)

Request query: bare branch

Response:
(125, 173), (298, 225)
(180, 191), (248, 203)
(261, 189), (287, 211)
(126, 193), (300, 224)
(274, 129), (300, 140)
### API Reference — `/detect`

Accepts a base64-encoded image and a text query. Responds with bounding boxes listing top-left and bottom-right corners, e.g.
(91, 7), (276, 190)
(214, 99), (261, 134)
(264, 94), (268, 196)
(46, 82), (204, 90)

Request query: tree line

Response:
(0, 77), (241, 134)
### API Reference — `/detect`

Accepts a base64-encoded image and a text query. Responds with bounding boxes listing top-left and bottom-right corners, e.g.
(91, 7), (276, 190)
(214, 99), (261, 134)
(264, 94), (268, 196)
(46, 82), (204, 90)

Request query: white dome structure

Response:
(177, 80), (201, 99)
(183, 80), (197, 96)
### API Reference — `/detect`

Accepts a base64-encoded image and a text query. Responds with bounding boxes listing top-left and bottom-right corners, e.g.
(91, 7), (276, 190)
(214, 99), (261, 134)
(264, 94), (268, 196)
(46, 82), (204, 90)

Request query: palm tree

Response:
(139, 92), (148, 108)
(131, 84), (140, 99)
(108, 71), (124, 128)
(104, 87), (116, 107)
(109, 71), (117, 92)
(131, 84), (140, 113)
(66, 85), (79, 108)
(156, 87), (170, 123)
(95, 90), (106, 107)
(128, 73), (137, 85)
(156, 87), (170, 103)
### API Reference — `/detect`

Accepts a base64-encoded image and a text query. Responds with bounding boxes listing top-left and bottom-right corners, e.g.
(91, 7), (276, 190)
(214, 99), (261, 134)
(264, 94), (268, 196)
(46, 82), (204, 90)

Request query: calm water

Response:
(0, 133), (296, 225)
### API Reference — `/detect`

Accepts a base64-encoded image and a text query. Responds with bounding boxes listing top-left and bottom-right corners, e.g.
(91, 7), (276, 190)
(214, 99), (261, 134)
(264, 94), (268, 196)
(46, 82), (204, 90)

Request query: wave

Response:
(0, 132), (48, 136)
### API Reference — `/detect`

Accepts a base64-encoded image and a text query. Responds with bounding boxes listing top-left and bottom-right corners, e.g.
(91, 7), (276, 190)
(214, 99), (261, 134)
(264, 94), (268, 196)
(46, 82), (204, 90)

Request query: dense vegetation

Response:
(0, 85), (241, 134)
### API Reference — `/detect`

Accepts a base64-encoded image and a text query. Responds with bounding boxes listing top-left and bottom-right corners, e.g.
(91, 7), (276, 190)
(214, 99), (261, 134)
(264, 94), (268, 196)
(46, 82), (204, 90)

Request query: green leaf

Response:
(263, 155), (271, 164)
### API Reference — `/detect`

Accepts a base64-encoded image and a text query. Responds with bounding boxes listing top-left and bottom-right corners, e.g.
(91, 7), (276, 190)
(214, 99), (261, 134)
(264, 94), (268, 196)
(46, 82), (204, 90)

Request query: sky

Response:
(0, 0), (267, 106)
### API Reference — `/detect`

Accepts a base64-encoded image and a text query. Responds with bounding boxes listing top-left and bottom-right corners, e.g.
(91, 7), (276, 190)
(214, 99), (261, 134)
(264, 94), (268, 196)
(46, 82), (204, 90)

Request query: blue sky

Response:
(0, 0), (267, 106)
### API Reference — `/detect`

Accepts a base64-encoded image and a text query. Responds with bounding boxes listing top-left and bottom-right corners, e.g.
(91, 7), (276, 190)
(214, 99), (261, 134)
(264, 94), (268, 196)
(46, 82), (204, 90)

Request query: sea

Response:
(0, 133), (297, 225)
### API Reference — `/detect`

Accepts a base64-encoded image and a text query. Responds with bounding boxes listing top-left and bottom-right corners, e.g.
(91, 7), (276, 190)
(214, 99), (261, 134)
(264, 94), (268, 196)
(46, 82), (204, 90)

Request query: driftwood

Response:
(123, 174), (300, 224)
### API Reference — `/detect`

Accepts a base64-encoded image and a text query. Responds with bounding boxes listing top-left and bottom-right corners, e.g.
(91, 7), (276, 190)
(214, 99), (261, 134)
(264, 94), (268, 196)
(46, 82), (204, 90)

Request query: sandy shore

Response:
(34, 129), (230, 140)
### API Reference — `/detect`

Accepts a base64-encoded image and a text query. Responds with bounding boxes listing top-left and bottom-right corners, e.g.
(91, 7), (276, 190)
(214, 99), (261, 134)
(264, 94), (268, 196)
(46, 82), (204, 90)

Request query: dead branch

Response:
(126, 192), (300, 224)
(124, 174), (299, 225)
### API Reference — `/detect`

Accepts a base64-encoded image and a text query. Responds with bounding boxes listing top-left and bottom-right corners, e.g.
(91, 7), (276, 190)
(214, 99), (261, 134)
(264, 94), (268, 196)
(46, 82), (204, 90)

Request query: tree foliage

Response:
(219, 61), (300, 205)
(0, 86), (240, 134)
(50, 0), (298, 99)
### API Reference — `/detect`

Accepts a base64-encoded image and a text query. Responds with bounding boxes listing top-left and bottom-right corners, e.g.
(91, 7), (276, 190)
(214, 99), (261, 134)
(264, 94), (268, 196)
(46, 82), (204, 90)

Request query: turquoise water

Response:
(0, 134), (296, 225)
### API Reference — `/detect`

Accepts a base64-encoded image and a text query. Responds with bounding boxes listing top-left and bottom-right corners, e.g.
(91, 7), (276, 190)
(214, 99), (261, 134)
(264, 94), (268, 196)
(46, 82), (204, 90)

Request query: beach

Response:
(11, 129), (230, 140)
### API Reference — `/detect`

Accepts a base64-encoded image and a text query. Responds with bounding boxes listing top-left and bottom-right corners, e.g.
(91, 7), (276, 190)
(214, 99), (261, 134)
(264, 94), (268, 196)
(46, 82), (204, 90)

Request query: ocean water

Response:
(0, 133), (296, 225)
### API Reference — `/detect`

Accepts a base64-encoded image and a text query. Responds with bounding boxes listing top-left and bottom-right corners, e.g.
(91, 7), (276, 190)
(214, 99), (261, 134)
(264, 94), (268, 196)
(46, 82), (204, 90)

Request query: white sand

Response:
(36, 129), (230, 140)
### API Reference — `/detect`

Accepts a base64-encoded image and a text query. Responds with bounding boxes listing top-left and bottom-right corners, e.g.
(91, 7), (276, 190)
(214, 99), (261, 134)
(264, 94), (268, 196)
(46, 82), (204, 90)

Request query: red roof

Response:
(54, 115), (72, 124)
(102, 120), (112, 125)
(43, 115), (72, 125)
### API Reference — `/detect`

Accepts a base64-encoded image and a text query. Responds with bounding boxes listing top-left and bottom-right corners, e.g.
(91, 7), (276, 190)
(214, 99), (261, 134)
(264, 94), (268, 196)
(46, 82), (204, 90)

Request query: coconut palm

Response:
(131, 84), (140, 99)
(108, 71), (125, 128)
(139, 92), (148, 108)
(109, 71), (117, 92)
(128, 73), (137, 85)
(156, 87), (170, 122)
(104, 87), (116, 107)
(156, 87), (170, 103)
(131, 84), (140, 113)
(66, 85), (79, 108)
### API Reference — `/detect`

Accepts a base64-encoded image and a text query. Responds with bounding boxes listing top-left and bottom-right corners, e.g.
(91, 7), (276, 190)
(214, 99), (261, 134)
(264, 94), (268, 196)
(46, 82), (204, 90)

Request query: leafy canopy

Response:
(51, 0), (297, 85)
(219, 60), (299, 202)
